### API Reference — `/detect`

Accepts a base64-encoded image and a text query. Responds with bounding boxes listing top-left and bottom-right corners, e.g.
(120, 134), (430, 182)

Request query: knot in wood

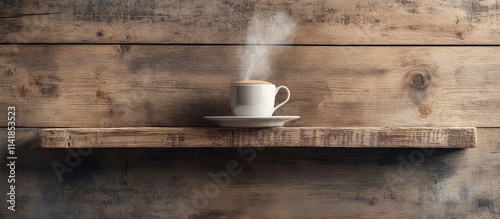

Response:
(408, 70), (431, 90)
(410, 72), (427, 90)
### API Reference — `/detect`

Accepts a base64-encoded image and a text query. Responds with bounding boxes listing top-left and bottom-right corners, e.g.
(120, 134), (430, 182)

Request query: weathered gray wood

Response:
(1, 0), (500, 44)
(1, 45), (500, 128)
(39, 127), (477, 148)
(1, 128), (498, 219)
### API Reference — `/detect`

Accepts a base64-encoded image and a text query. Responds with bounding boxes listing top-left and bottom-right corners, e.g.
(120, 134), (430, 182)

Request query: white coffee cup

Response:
(230, 80), (291, 116)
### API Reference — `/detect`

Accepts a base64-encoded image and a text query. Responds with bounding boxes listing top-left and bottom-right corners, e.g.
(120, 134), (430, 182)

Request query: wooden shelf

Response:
(39, 127), (476, 148)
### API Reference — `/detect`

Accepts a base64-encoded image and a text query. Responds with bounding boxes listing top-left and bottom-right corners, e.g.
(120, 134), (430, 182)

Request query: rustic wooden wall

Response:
(1, 0), (499, 218)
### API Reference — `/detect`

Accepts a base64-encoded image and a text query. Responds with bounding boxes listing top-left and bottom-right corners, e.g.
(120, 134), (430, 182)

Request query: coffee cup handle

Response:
(273, 85), (291, 113)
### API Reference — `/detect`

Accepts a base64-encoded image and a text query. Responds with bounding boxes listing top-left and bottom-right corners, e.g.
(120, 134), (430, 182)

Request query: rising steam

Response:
(241, 12), (296, 80)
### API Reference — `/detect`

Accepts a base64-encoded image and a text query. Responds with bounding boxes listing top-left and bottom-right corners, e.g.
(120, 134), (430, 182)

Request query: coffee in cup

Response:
(230, 80), (291, 116)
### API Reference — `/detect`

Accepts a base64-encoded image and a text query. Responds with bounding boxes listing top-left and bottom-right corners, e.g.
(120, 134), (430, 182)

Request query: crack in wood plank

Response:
(0, 12), (62, 19)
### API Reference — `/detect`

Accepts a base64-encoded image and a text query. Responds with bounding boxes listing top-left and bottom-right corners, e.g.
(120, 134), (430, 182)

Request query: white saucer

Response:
(204, 116), (300, 128)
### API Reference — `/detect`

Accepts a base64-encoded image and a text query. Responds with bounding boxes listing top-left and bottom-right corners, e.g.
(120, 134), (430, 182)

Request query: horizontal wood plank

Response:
(1, 128), (498, 218)
(1, 0), (500, 44)
(1, 45), (500, 128)
(39, 127), (477, 148)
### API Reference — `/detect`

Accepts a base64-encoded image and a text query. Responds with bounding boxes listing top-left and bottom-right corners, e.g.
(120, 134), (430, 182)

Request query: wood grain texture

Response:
(1, 0), (500, 44)
(1, 45), (500, 128)
(1, 128), (499, 219)
(39, 127), (477, 148)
